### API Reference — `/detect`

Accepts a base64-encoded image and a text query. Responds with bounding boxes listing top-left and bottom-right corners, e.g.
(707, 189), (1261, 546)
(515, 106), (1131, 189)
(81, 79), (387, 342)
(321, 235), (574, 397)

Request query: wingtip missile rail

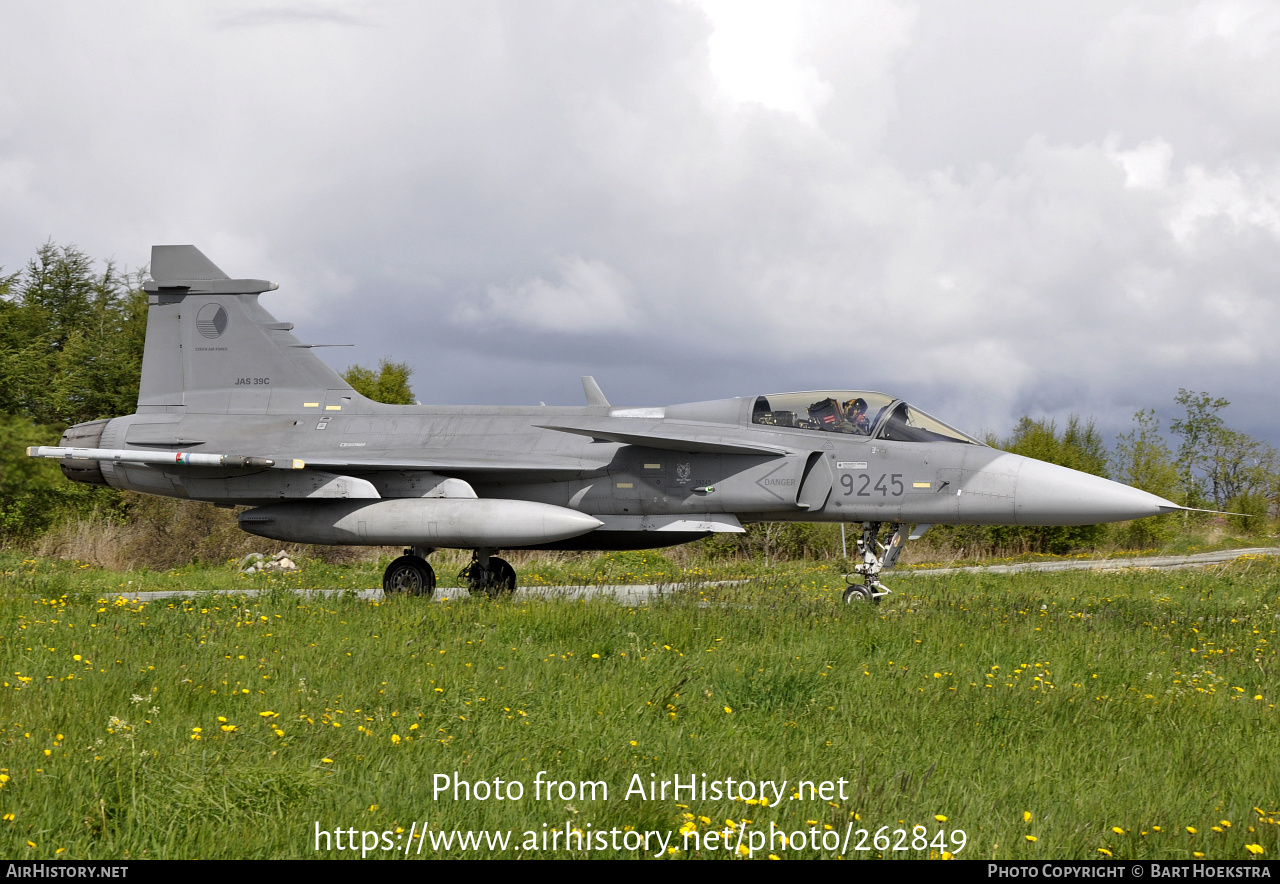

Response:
(27, 446), (301, 470)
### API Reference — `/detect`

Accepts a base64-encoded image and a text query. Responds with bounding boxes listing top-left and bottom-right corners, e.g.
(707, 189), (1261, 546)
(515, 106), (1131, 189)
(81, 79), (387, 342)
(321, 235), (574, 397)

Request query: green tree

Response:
(1112, 409), (1178, 497)
(1169, 389), (1277, 513)
(343, 358), (416, 405)
(0, 414), (119, 540)
(0, 243), (148, 541)
(1111, 409), (1179, 547)
(1169, 389), (1229, 508)
(0, 242), (146, 425)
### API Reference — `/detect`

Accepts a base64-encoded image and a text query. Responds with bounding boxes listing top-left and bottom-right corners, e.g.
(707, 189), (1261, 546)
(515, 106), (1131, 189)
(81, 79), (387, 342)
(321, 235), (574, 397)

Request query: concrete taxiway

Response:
(102, 548), (1279, 604)
(900, 546), (1280, 577)
(109, 583), (707, 604)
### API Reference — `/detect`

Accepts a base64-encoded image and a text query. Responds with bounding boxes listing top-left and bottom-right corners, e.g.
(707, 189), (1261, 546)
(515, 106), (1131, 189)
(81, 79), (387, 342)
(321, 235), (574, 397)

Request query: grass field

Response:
(0, 550), (1277, 860)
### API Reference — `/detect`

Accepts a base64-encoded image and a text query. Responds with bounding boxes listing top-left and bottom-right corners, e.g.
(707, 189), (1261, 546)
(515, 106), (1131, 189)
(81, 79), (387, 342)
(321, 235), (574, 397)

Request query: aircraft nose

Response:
(1013, 456), (1180, 526)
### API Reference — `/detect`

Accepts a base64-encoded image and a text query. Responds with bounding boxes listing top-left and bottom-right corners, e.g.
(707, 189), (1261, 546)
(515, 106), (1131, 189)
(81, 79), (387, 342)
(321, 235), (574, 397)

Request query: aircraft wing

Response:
(534, 419), (791, 456)
(295, 450), (598, 477)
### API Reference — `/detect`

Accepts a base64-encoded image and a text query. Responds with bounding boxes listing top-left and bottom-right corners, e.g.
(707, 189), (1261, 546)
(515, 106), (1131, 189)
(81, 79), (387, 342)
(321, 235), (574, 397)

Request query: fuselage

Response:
(59, 388), (1176, 551)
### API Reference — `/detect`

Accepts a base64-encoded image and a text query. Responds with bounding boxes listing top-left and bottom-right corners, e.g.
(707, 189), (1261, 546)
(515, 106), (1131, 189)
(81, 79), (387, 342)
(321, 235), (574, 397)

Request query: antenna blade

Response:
(581, 376), (610, 407)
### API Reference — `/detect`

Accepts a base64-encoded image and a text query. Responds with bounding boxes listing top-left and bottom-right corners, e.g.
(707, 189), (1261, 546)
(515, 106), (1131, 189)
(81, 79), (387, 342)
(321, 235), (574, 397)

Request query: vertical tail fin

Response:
(138, 245), (357, 414)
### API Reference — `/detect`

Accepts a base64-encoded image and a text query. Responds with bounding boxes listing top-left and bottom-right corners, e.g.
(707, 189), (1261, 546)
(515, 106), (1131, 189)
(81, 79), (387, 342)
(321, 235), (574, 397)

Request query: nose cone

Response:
(1014, 456), (1179, 526)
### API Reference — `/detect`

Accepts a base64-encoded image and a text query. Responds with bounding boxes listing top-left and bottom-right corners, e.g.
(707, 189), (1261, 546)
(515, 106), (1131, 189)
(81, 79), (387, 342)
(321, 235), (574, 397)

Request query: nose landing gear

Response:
(843, 521), (905, 604)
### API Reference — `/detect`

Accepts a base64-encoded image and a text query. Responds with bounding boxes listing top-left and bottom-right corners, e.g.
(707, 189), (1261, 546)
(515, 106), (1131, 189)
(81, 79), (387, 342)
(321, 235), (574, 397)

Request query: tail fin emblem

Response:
(196, 304), (228, 339)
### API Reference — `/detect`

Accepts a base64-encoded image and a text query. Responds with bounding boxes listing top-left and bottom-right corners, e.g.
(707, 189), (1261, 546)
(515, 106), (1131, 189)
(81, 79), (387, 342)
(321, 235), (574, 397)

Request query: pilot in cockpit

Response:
(843, 397), (871, 435)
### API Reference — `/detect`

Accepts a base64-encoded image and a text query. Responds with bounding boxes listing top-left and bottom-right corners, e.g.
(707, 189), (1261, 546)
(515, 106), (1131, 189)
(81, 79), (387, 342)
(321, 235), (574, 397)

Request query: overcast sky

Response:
(3, 1), (1279, 447)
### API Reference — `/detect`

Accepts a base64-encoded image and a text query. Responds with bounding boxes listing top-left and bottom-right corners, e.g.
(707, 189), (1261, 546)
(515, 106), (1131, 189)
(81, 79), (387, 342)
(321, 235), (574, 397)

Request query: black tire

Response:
(842, 584), (876, 604)
(383, 556), (435, 597)
(485, 557), (517, 596)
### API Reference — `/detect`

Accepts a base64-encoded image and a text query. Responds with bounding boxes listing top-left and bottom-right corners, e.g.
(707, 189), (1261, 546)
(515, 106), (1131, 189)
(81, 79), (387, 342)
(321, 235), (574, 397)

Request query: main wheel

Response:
(484, 557), (517, 597)
(383, 556), (435, 597)
(842, 583), (877, 604)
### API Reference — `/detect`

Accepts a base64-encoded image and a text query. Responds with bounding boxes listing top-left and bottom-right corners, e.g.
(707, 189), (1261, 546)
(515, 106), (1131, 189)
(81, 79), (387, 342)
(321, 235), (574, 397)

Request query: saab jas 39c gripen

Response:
(29, 245), (1184, 602)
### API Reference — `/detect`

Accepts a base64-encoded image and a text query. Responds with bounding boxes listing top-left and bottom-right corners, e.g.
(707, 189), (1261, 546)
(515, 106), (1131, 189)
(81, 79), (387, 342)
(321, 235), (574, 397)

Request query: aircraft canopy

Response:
(751, 391), (980, 444)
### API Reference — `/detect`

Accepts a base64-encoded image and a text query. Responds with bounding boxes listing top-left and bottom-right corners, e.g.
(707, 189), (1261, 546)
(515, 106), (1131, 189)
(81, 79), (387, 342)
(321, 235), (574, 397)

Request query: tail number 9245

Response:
(840, 473), (903, 497)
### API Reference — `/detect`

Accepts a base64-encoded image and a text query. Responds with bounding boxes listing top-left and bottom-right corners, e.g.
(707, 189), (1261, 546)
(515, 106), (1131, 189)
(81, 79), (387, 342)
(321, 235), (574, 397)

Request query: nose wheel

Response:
(843, 521), (905, 605)
(460, 552), (517, 597)
(842, 583), (877, 604)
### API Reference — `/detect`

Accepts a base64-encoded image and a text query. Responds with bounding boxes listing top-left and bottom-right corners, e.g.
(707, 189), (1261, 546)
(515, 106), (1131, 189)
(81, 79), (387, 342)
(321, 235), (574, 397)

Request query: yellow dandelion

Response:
(321, 758), (333, 763)
(1193, 852), (1204, 858)
(935, 814), (948, 822)
(1246, 844), (1264, 855)
(1023, 812), (1032, 823)
(1026, 835), (1037, 842)
(369, 804), (379, 812)
(220, 724), (237, 732)
(1187, 826), (1197, 834)
(1112, 826), (1125, 835)
(724, 706), (733, 714)
(391, 734), (401, 744)
(1220, 820), (1231, 828)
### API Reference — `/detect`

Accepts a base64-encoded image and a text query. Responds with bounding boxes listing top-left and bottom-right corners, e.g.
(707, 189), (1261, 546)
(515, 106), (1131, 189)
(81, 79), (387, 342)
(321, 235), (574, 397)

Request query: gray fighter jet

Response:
(29, 245), (1183, 602)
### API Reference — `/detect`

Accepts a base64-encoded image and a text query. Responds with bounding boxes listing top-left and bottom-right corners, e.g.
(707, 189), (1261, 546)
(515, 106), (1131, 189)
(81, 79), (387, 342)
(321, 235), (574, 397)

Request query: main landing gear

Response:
(842, 521), (905, 605)
(381, 548), (519, 598)
(383, 547), (437, 596)
(459, 551), (517, 597)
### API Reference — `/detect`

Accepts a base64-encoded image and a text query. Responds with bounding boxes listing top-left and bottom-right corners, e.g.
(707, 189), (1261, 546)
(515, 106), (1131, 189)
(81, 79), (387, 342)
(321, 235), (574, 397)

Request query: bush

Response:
(0, 414), (122, 541)
(1226, 492), (1269, 534)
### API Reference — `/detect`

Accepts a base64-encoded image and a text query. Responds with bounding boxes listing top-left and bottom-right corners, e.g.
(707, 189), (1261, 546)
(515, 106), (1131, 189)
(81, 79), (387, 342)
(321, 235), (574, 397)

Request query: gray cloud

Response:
(2, 0), (1278, 447)
(215, 5), (372, 28)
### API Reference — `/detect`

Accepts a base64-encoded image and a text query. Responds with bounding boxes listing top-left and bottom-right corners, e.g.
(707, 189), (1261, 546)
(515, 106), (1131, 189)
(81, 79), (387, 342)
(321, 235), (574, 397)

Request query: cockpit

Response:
(751, 391), (980, 444)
